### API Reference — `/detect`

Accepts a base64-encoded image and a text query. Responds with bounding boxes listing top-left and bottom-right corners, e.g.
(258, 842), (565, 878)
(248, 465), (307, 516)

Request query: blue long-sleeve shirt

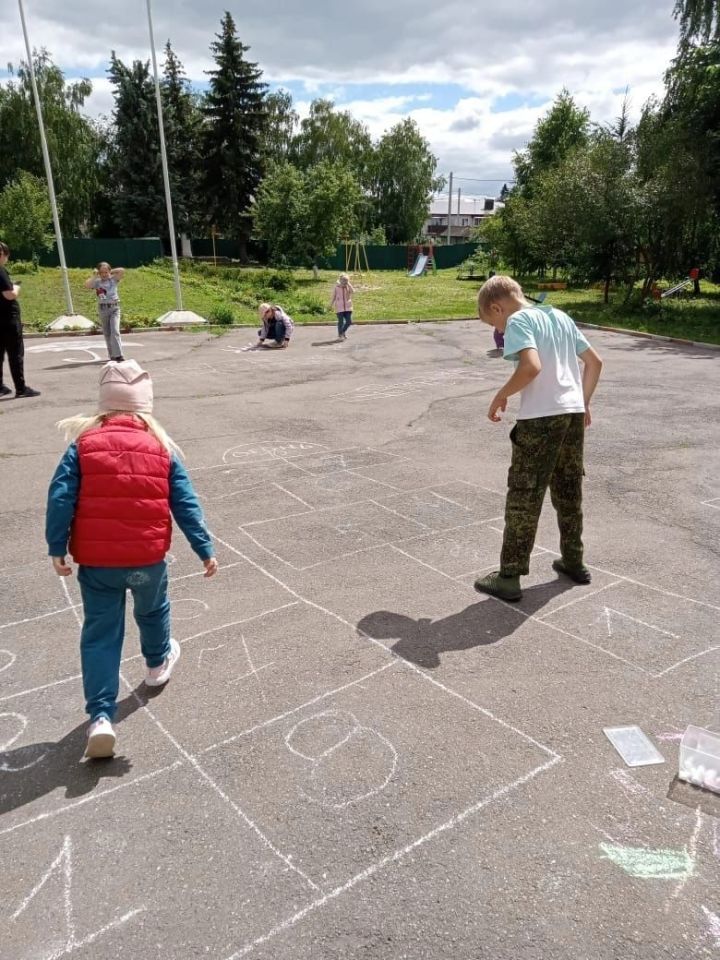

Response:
(46, 444), (214, 562)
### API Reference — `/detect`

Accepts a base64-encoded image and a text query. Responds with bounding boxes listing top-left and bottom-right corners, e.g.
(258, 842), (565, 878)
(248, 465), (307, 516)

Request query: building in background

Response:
(424, 195), (504, 243)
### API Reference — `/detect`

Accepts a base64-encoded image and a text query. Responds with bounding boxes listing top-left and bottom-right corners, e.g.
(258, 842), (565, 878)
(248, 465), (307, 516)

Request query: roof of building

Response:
(428, 195), (503, 216)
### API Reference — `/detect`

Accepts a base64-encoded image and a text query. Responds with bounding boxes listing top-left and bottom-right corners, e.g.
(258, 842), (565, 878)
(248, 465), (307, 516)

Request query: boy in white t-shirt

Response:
(474, 276), (603, 601)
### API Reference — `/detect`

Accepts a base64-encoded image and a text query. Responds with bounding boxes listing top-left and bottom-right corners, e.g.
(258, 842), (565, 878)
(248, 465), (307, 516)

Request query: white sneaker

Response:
(85, 717), (116, 759)
(145, 638), (181, 687)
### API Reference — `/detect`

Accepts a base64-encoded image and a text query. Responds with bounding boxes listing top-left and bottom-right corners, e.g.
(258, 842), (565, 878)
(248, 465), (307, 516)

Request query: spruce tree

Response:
(200, 12), (267, 256)
(162, 42), (201, 235)
(105, 54), (165, 236)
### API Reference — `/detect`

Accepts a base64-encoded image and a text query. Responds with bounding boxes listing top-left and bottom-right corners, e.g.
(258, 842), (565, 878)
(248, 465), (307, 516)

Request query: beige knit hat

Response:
(98, 360), (153, 414)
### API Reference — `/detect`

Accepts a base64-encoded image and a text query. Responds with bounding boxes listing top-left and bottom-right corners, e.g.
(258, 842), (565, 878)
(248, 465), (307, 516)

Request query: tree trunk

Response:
(603, 278), (611, 304)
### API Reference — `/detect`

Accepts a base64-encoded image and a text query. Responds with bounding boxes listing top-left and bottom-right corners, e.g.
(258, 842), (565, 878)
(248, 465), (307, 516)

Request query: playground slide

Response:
(408, 254), (429, 277)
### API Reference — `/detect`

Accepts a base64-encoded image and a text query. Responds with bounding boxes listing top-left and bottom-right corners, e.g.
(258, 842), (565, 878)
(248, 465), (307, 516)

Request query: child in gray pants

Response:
(85, 262), (126, 360)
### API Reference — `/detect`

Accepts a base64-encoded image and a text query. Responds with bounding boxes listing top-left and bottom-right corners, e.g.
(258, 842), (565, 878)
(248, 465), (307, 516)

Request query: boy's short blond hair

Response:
(477, 275), (523, 316)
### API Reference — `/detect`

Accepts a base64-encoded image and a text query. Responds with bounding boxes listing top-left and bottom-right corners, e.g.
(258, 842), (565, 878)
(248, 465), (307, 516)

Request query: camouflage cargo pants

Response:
(499, 413), (585, 577)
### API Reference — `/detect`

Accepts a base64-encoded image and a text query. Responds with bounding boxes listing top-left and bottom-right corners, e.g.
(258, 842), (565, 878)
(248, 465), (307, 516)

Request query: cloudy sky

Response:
(2, 0), (680, 193)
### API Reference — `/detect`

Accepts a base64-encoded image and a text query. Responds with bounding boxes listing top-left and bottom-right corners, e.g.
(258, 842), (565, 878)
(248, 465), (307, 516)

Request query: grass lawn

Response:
(14, 261), (720, 345)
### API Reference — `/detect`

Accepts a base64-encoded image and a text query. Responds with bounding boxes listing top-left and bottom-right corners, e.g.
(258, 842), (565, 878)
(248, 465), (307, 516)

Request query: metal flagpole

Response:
(18, 0), (78, 321)
(446, 172), (453, 245)
(145, 0), (182, 311)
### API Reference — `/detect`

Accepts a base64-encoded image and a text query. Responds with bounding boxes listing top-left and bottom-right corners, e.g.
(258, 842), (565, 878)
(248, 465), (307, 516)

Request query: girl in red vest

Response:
(46, 360), (218, 759)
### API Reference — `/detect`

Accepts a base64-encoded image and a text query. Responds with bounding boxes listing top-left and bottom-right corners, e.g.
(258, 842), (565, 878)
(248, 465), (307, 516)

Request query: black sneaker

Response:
(110, 356), (125, 362)
(552, 558), (592, 584)
(15, 387), (41, 399)
(0, 385), (11, 396)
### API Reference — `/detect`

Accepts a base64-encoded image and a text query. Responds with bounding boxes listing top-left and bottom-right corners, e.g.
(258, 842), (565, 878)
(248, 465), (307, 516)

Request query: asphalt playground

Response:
(1, 319), (719, 959)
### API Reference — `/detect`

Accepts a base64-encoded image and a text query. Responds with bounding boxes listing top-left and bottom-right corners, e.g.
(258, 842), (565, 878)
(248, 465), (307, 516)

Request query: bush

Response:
(121, 313), (157, 329)
(208, 304), (236, 325)
(295, 295), (326, 315)
(246, 268), (295, 293)
(11, 259), (38, 275)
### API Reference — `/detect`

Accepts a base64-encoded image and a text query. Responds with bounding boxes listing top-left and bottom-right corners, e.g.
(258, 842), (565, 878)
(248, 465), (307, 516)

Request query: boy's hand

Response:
(52, 556), (72, 576)
(584, 408), (592, 428)
(203, 557), (218, 578)
(488, 393), (508, 422)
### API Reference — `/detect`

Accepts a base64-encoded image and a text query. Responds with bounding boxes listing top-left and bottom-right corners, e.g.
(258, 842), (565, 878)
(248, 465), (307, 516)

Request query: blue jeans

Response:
(337, 311), (352, 336)
(78, 562), (171, 722)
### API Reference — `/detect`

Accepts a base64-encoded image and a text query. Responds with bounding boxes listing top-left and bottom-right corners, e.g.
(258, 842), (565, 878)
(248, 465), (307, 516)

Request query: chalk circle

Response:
(0, 712), (27, 753)
(285, 709), (398, 808)
(0, 649), (16, 675)
(222, 441), (328, 465)
(172, 598), (209, 621)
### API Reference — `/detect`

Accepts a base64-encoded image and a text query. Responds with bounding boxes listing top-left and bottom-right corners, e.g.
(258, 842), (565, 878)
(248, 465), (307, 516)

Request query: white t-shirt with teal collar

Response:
(503, 304), (591, 419)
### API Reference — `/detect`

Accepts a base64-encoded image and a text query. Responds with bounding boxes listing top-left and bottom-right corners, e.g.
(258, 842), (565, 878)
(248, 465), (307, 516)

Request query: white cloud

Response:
(1, 0), (681, 182)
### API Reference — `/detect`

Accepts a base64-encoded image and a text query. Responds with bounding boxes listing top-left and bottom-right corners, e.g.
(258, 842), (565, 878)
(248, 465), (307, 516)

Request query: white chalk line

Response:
(223, 753), (562, 960)
(535, 579), (624, 621)
(239, 632), (268, 704)
(117, 671), (319, 891)
(669, 806), (702, 904)
(273, 482), (315, 511)
(602, 607), (680, 640)
(209, 532), (559, 760)
(233, 477), (504, 532)
(228, 661), (275, 686)
(655, 646), (720, 678)
(10, 833), (145, 959)
(364, 498), (431, 530)
(0, 604), (79, 632)
(0, 648), (17, 674)
(0, 602), (302, 705)
(169, 560), (244, 582)
(200, 662), (397, 756)
(429, 490), (474, 511)
(290, 713), (399, 810)
(0, 761), (183, 839)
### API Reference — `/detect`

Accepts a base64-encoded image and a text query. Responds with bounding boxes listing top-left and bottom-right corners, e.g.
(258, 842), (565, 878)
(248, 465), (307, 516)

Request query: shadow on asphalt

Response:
(311, 339), (342, 347)
(357, 578), (575, 669)
(666, 775), (720, 819)
(0, 682), (164, 817)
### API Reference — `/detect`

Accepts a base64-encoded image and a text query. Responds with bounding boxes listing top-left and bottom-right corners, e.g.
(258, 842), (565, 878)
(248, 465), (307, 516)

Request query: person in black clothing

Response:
(0, 242), (40, 399)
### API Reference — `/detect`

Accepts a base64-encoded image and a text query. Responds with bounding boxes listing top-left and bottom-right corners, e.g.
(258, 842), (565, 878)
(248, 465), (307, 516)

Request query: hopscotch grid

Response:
(8, 437), (717, 951)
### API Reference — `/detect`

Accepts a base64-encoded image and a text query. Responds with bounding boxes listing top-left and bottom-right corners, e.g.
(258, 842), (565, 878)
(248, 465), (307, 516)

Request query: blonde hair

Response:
(57, 412), (183, 457)
(477, 275), (524, 316)
(258, 302), (272, 320)
(338, 273), (349, 285)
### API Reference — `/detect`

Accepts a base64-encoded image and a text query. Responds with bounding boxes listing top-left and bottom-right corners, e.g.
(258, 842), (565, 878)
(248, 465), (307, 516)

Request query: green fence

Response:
(31, 237), (478, 271)
(319, 241), (478, 271)
(37, 238), (163, 269)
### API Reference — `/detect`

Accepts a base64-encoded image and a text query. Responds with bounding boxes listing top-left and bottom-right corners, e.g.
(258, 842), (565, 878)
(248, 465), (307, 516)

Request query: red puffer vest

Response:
(69, 415), (172, 567)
